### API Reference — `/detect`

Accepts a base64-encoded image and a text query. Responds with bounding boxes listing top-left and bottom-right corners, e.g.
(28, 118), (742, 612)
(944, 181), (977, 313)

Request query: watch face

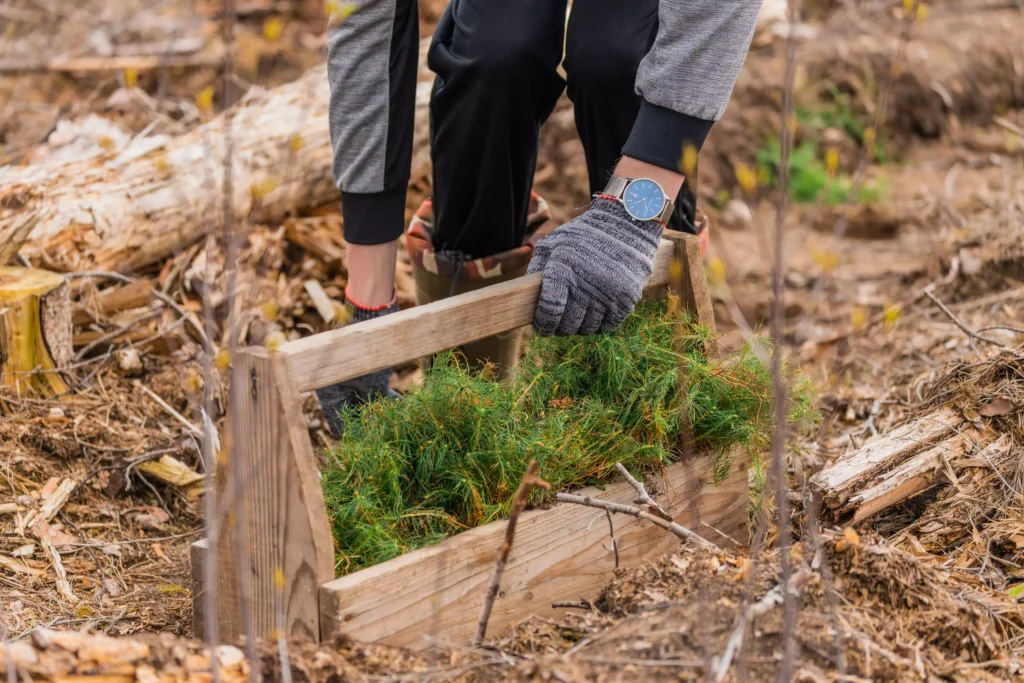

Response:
(623, 179), (667, 221)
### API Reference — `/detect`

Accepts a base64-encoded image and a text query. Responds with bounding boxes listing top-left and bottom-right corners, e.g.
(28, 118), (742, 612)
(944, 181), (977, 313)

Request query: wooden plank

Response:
(283, 238), (676, 393)
(665, 229), (717, 338)
(211, 349), (334, 642)
(319, 451), (747, 648)
(809, 407), (962, 510)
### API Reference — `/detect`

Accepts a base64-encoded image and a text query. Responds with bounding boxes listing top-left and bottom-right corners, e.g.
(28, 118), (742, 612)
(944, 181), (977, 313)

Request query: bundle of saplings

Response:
(322, 300), (816, 575)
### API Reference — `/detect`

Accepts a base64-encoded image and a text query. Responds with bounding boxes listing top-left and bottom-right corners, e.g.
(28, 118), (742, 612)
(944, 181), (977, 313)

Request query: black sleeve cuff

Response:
(622, 100), (715, 173)
(341, 187), (407, 245)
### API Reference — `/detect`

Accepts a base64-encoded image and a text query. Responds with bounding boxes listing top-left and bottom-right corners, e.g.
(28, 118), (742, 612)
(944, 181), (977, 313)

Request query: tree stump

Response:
(0, 267), (72, 400)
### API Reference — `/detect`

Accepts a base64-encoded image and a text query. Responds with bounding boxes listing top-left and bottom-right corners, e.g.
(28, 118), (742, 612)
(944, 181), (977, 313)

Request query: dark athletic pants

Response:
(341, 0), (701, 256)
(428, 0), (699, 259)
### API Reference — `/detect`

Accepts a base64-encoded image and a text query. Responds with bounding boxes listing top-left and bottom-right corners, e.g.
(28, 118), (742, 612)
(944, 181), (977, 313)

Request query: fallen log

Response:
(809, 407), (982, 521)
(0, 40), (432, 273)
(0, 267), (72, 398)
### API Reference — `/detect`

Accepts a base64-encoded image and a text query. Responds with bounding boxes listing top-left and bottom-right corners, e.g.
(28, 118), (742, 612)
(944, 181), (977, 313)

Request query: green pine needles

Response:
(321, 300), (815, 576)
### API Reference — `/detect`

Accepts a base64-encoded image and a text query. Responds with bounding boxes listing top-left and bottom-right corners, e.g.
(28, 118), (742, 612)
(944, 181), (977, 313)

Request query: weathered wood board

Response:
(319, 451), (747, 648)
(282, 238), (676, 393)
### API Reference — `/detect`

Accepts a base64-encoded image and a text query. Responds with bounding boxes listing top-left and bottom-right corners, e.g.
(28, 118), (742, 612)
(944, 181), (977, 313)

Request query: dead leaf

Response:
(135, 513), (165, 530)
(980, 397), (1015, 417)
(734, 557), (752, 582)
(153, 543), (166, 559)
(31, 519), (78, 547)
(134, 506), (170, 530)
(836, 526), (861, 552)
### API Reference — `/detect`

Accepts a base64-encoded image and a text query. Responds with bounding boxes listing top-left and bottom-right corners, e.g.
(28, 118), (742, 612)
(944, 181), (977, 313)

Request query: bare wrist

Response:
(613, 156), (685, 200)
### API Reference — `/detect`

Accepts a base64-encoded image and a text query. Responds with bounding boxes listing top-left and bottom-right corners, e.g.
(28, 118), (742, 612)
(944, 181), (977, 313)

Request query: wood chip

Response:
(0, 554), (43, 576)
(303, 279), (338, 324)
(41, 540), (78, 604)
(136, 455), (204, 488)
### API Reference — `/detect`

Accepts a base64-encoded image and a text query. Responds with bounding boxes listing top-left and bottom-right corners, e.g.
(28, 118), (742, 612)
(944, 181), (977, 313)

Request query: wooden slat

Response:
(666, 229), (717, 339)
(283, 238), (677, 392)
(212, 349), (334, 641)
(319, 451), (747, 648)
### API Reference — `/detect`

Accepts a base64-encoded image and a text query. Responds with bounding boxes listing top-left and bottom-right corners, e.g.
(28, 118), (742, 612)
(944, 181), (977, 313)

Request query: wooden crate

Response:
(192, 230), (747, 646)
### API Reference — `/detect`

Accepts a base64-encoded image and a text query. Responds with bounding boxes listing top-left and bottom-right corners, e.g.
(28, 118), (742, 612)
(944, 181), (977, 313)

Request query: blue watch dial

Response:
(623, 179), (666, 221)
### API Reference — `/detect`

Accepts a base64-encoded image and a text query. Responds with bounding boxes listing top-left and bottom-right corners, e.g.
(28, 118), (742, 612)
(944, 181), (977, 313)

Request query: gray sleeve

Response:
(637, 0), (763, 122)
(326, 0), (418, 245)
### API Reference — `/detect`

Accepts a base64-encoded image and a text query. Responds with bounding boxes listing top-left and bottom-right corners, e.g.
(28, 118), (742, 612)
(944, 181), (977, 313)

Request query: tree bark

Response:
(0, 266), (71, 399)
(0, 40), (432, 274)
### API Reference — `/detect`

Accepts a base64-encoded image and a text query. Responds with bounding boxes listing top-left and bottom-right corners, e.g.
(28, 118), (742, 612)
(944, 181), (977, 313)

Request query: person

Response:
(317, 0), (763, 434)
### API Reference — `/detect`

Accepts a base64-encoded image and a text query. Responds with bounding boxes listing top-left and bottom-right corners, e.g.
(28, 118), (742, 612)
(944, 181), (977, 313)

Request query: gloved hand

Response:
(527, 198), (663, 336)
(315, 290), (399, 436)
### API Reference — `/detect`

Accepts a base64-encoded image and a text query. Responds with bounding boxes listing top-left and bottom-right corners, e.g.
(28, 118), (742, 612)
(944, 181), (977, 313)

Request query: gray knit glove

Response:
(315, 294), (399, 437)
(527, 198), (663, 336)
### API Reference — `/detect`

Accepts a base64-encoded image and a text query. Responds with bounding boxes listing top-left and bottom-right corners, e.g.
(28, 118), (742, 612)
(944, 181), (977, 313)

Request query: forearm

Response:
(624, 0), (763, 172)
(326, 0), (418, 245)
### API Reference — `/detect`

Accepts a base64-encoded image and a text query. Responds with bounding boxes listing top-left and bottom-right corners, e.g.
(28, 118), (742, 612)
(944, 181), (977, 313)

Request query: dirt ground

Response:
(3, 0), (1024, 680)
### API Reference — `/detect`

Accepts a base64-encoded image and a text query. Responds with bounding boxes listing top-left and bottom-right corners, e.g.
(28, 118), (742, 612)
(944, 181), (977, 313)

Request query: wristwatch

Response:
(601, 175), (674, 224)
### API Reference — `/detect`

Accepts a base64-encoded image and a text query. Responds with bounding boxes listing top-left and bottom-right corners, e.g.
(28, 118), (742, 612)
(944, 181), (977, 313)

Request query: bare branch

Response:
(555, 493), (717, 549)
(605, 509), (619, 569)
(615, 463), (671, 521)
(473, 461), (551, 646)
(924, 289), (1007, 349)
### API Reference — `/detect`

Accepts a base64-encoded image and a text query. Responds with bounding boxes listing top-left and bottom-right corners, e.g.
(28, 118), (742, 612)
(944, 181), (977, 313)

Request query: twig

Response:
(993, 114), (1024, 137)
(67, 271), (215, 354)
(62, 529), (202, 547)
(615, 462), (670, 521)
(769, 3), (802, 679)
(552, 600), (593, 610)
(713, 568), (814, 680)
(575, 655), (706, 668)
(804, 494), (846, 676)
(473, 460), (551, 646)
(605, 509), (619, 569)
(555, 493), (717, 549)
(134, 380), (203, 436)
(924, 289), (1006, 348)
(976, 325), (1024, 335)
(60, 512), (108, 602)
(73, 309), (159, 360)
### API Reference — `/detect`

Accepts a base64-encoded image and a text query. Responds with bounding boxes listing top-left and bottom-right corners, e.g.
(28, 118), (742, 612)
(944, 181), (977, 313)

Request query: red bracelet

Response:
(344, 285), (397, 312)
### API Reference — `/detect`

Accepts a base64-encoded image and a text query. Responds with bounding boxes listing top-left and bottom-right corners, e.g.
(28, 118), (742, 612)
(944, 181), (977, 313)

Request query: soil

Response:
(2, 0), (1024, 680)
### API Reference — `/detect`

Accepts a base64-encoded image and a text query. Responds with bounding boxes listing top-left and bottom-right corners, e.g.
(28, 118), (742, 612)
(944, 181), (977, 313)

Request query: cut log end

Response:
(0, 266), (72, 399)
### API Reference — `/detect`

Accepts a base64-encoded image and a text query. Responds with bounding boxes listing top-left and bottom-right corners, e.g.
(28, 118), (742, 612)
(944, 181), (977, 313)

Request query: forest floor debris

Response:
(1, 1), (1024, 680)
